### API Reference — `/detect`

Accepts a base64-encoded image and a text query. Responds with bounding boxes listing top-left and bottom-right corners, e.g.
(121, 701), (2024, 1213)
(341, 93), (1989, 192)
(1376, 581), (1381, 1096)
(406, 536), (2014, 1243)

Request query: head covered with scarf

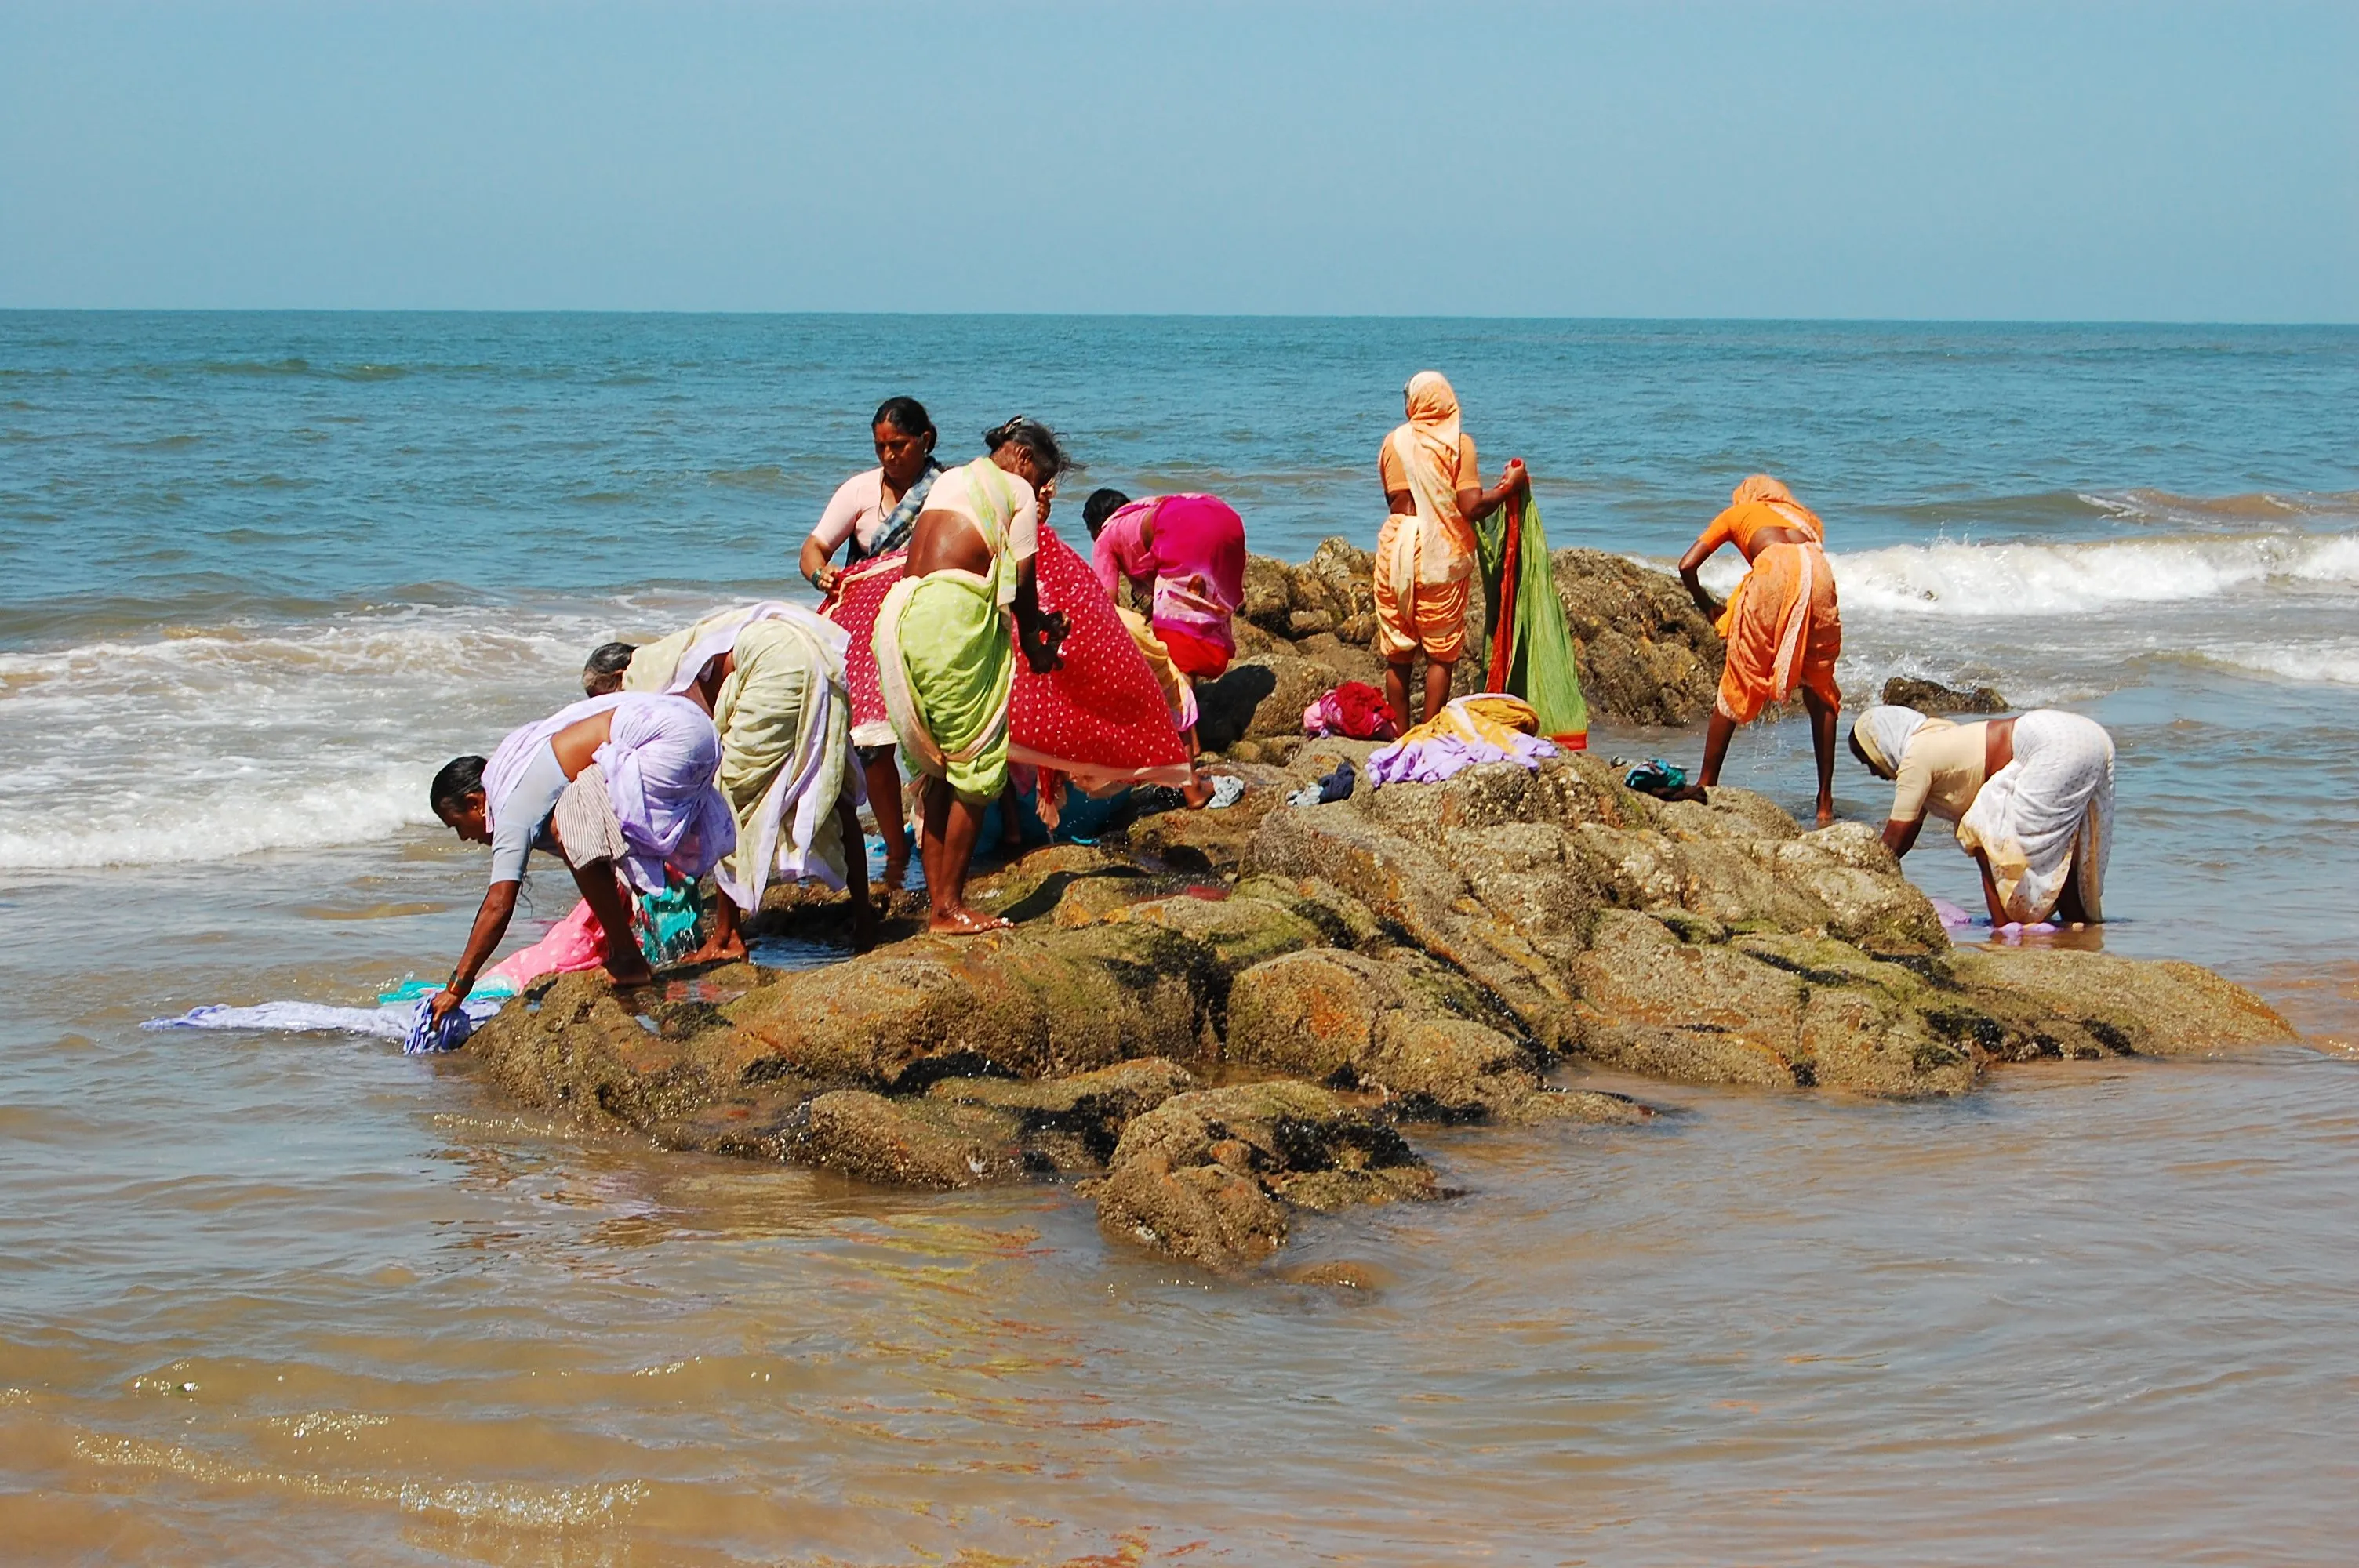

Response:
(1851, 705), (1931, 779)
(1730, 474), (1825, 541)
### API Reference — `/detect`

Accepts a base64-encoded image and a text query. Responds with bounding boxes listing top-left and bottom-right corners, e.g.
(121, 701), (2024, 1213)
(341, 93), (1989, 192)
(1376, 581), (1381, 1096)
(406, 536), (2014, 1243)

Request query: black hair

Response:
(430, 755), (489, 819)
(1082, 488), (1132, 539)
(1846, 726), (1881, 776)
(983, 416), (1071, 480)
(582, 641), (637, 695)
(873, 397), (936, 441)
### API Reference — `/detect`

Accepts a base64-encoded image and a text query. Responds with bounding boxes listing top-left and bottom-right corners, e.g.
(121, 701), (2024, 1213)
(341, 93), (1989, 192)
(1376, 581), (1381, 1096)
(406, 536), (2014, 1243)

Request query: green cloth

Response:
(892, 572), (1016, 804)
(1477, 493), (1589, 741)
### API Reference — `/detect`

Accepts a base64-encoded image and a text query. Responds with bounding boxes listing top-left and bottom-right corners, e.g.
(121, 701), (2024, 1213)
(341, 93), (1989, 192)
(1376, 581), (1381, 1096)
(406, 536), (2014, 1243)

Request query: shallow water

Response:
(4, 314), (2357, 1562)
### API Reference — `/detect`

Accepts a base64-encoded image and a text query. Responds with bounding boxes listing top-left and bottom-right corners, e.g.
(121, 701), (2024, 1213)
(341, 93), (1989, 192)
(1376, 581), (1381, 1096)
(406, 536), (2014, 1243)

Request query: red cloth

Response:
(822, 550), (908, 745)
(1012, 524), (1194, 787)
(1307, 681), (1401, 741)
(1157, 625), (1230, 680)
(824, 528), (1192, 788)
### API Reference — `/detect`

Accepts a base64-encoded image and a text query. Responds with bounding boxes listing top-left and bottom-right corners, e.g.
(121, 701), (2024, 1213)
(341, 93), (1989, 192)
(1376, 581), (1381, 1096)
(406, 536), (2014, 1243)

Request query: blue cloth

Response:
(143, 995), (500, 1044)
(403, 996), (479, 1054)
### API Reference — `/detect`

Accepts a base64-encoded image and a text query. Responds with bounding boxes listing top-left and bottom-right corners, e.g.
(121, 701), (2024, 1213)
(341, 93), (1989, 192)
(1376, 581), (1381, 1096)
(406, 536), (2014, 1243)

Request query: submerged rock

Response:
(1092, 1081), (1437, 1271)
(1882, 675), (2010, 715)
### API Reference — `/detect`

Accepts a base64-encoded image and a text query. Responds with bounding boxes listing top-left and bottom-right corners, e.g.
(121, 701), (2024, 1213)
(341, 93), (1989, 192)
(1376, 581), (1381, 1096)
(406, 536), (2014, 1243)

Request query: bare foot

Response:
(851, 904), (882, 953)
(602, 956), (656, 987)
(881, 857), (908, 892)
(1182, 772), (1215, 810)
(682, 935), (747, 966)
(1815, 808), (1837, 829)
(928, 905), (1012, 935)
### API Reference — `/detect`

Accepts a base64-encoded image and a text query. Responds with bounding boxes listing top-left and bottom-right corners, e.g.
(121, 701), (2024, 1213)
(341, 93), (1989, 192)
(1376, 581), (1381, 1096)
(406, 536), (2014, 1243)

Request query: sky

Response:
(2, 1), (2352, 320)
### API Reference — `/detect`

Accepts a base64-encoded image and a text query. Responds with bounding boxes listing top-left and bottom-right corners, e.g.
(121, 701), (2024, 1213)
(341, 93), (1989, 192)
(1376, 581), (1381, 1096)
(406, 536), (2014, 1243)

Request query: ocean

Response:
(3, 312), (2356, 1563)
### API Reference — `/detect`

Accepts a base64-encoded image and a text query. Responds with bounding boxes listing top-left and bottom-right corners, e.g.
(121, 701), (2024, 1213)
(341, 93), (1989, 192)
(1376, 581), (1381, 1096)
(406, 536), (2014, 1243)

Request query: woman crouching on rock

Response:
(1679, 474), (1842, 826)
(1851, 705), (2115, 928)
(425, 691), (737, 1025)
(595, 601), (878, 962)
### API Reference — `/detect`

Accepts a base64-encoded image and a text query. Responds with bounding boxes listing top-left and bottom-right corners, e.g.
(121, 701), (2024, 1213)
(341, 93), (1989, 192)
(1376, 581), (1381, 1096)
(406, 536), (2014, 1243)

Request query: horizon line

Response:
(2, 307), (2354, 330)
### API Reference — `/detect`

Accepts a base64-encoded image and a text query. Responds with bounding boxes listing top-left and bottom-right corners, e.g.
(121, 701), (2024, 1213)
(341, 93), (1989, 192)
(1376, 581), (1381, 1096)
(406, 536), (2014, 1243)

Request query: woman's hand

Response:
(1023, 610), (1069, 673)
(1504, 459), (1532, 498)
(812, 562), (841, 595)
(427, 985), (467, 1026)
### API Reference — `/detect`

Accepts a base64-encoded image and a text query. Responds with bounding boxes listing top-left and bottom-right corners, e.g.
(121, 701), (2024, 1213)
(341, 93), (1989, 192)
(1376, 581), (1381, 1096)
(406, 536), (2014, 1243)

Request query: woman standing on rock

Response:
(874, 419), (1071, 934)
(802, 397), (945, 892)
(1851, 705), (2114, 928)
(1376, 372), (1529, 727)
(1678, 474), (1843, 826)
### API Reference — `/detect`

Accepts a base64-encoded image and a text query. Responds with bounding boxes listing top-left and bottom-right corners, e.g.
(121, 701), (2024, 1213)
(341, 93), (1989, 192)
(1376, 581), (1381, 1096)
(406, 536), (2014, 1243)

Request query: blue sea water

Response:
(4, 314), (2359, 1564)
(3, 311), (2354, 985)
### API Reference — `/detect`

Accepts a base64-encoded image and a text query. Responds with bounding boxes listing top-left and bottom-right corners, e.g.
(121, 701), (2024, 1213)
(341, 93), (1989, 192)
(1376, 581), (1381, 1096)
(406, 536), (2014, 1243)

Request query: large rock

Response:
(1245, 751), (2295, 1095)
(1223, 539), (1722, 735)
(455, 651), (2296, 1274)
(1092, 1081), (1438, 1271)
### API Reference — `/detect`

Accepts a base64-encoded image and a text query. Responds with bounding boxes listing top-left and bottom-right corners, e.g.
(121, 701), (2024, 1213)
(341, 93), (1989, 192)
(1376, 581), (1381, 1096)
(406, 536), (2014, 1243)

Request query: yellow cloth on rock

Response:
(1118, 606), (1199, 733)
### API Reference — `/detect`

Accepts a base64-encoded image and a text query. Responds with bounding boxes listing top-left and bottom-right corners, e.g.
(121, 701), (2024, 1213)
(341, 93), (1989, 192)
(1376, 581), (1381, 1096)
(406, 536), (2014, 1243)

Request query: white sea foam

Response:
(1689, 529), (2359, 617)
(1830, 532), (2359, 617)
(0, 601), (672, 869)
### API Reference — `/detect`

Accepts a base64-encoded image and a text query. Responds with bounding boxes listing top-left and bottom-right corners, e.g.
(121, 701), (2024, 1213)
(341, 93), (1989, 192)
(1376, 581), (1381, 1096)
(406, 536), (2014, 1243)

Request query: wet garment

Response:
(1374, 372), (1481, 663)
(1714, 539), (1841, 724)
(142, 996), (501, 1043)
(625, 604), (856, 902)
(1956, 710), (2114, 923)
(1695, 477), (1840, 724)
(1367, 695), (1558, 786)
(874, 457), (1034, 804)
(1007, 524), (1194, 791)
(1475, 492), (1588, 747)
(1374, 510), (1473, 662)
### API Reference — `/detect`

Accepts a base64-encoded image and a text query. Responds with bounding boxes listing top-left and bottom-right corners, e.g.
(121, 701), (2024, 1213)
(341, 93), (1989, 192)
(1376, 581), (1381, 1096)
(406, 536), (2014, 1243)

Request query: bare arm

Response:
(428, 879), (521, 1022)
(799, 535), (841, 595)
(1881, 815), (1926, 860)
(1011, 557), (1067, 673)
(1455, 459), (1529, 526)
(1678, 535), (1725, 621)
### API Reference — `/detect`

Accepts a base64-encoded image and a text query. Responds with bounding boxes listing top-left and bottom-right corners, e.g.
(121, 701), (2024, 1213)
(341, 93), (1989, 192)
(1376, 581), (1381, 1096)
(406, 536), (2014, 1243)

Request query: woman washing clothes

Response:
(423, 691), (736, 1025)
(599, 601), (876, 963)
(1376, 372), (1529, 726)
(1084, 487), (1248, 808)
(801, 397), (945, 893)
(1678, 475), (1843, 826)
(874, 418), (1070, 934)
(1850, 705), (2116, 927)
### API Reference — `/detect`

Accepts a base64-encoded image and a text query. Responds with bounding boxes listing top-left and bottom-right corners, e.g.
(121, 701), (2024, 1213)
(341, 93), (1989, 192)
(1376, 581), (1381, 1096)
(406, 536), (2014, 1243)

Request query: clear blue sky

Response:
(2, 1), (2351, 319)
